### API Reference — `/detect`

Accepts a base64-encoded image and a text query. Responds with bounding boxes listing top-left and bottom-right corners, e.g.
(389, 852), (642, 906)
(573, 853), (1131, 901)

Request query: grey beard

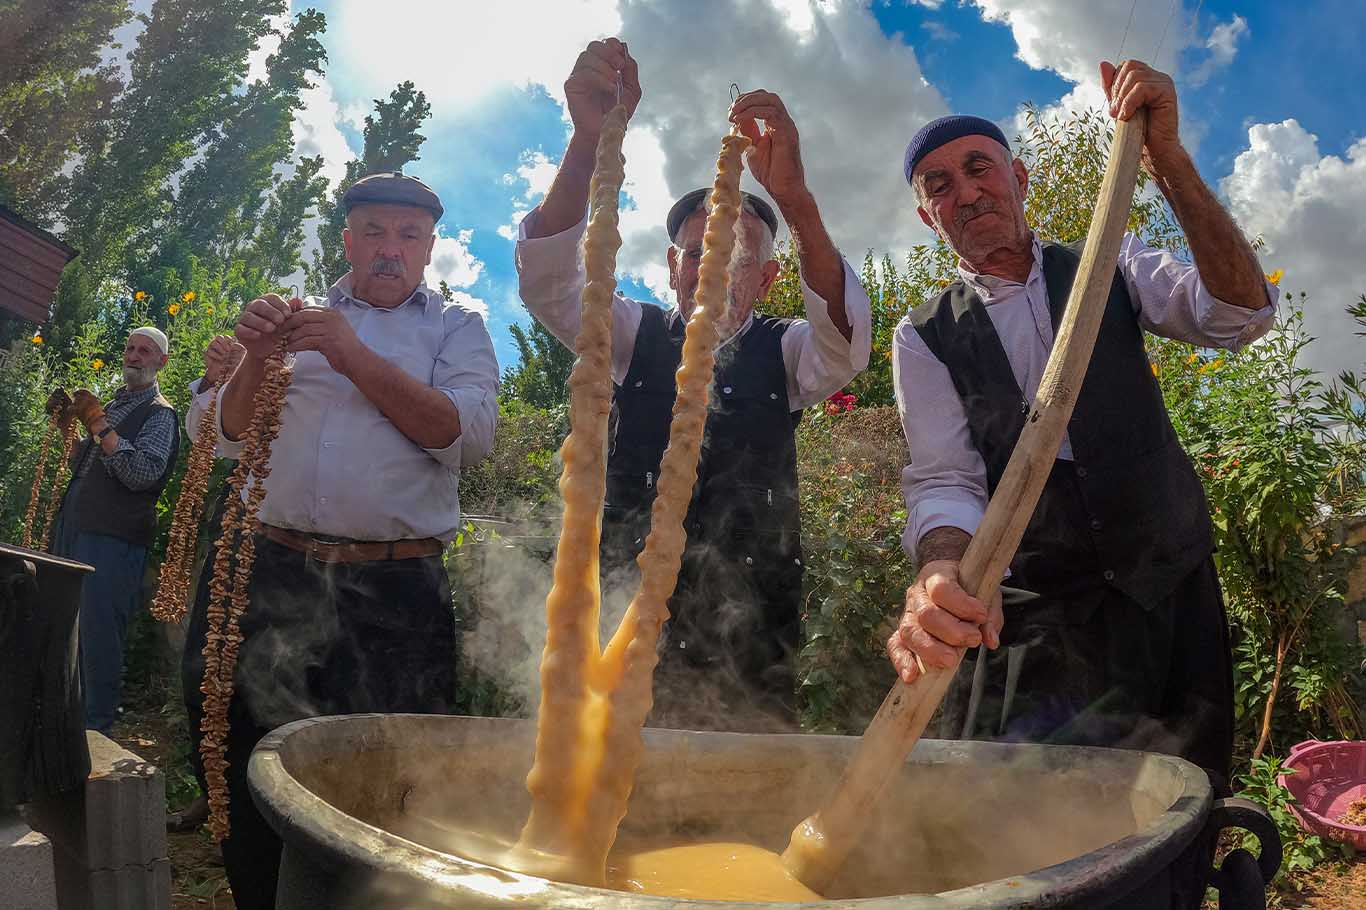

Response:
(123, 364), (159, 388)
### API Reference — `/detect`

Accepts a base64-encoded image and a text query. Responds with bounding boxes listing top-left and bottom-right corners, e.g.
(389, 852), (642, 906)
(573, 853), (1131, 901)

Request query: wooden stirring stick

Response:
(782, 108), (1149, 894)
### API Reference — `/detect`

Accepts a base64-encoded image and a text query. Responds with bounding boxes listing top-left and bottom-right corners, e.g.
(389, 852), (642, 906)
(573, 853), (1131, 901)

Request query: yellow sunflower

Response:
(134, 290), (147, 301)
(31, 333), (43, 345)
(1265, 269), (1283, 287)
(182, 291), (196, 303)
(92, 358), (104, 370)
(168, 303), (181, 316)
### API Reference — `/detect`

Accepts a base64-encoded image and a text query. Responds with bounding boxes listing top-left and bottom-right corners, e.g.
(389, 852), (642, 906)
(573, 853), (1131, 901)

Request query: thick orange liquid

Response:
(607, 842), (823, 901)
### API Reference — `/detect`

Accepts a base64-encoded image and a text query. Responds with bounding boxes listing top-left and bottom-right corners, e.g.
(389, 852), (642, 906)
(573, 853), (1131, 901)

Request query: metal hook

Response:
(616, 71), (623, 106)
(730, 82), (740, 104)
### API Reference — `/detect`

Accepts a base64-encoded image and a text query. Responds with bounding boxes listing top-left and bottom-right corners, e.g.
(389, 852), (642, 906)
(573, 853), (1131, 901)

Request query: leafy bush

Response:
(794, 405), (911, 732)
(1233, 755), (1355, 883)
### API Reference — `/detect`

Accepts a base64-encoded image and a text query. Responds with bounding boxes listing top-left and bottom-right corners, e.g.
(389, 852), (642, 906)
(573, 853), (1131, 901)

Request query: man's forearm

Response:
(526, 130), (599, 239)
(781, 190), (851, 341)
(1149, 148), (1266, 311)
(220, 356), (268, 441)
(344, 347), (461, 450)
(916, 526), (972, 569)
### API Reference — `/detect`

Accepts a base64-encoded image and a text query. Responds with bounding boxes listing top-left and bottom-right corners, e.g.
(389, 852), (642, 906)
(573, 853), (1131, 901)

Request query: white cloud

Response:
(609, 0), (948, 296)
(968, 0), (1194, 85)
(1188, 14), (1248, 87)
(245, 13), (290, 85)
(292, 76), (354, 188)
(328, 0), (622, 110)
(430, 227), (485, 289)
(1221, 120), (1366, 380)
(496, 150), (560, 241)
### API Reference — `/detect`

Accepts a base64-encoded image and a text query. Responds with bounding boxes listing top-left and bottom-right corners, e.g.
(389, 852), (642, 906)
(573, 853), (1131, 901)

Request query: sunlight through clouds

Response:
(329, 0), (622, 109)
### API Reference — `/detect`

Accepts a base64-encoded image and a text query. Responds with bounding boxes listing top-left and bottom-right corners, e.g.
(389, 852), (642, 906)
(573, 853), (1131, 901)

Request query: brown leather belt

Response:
(261, 524), (442, 564)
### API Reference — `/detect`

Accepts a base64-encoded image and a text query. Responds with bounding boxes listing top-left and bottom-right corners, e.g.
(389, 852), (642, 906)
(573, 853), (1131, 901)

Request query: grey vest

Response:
(67, 395), (181, 547)
(909, 241), (1212, 607)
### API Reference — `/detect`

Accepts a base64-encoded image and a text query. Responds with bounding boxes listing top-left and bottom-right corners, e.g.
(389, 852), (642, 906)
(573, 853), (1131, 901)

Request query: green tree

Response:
(501, 320), (574, 409)
(306, 81), (432, 292)
(49, 0), (286, 349)
(157, 9), (327, 265)
(124, 9), (328, 321)
(0, 0), (131, 223)
(247, 155), (330, 282)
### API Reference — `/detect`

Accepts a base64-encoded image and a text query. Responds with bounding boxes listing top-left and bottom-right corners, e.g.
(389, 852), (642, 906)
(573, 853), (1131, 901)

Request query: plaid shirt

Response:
(73, 382), (178, 491)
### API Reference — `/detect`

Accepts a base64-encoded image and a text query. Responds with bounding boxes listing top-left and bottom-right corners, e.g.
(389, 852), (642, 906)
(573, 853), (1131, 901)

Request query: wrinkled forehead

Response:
(345, 203), (436, 234)
(125, 335), (160, 354)
(674, 208), (770, 249)
(912, 134), (1012, 186)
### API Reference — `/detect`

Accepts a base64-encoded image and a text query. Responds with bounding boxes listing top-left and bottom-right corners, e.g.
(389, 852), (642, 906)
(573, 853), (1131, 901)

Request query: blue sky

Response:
(252, 0), (1364, 377)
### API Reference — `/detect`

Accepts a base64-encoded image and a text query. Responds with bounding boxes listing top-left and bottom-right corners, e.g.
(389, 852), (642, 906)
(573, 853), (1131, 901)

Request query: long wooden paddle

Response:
(782, 109), (1149, 893)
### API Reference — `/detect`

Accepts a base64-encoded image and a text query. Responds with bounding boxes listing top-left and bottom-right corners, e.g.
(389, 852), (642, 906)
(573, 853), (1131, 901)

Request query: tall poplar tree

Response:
(0, 0), (131, 225)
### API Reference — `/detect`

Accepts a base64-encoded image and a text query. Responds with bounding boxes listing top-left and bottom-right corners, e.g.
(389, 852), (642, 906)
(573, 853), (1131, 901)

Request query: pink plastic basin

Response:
(1277, 739), (1366, 850)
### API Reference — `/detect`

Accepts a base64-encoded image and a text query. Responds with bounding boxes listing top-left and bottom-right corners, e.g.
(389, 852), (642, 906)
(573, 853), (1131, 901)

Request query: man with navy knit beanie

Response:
(887, 60), (1277, 859)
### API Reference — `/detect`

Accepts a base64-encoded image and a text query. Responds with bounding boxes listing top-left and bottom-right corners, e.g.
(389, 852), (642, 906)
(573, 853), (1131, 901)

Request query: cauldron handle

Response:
(1206, 797), (1282, 910)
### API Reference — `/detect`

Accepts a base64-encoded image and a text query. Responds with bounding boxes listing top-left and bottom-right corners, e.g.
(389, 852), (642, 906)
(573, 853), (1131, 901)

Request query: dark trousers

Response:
(185, 536), (455, 910)
(51, 510), (148, 734)
(940, 556), (1234, 910)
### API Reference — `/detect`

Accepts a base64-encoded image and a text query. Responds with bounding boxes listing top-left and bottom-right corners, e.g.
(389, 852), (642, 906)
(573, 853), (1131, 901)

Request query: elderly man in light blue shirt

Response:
(198, 172), (498, 910)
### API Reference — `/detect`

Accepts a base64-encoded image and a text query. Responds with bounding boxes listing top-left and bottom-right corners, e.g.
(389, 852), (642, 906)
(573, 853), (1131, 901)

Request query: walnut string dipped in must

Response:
(21, 413), (60, 549)
(151, 382), (223, 623)
(513, 98), (630, 883)
(505, 94), (818, 899)
(198, 334), (293, 841)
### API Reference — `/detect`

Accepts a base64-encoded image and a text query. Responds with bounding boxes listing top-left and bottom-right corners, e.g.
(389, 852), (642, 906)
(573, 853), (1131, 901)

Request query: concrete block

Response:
(0, 813), (59, 910)
(26, 732), (169, 910)
(86, 860), (172, 910)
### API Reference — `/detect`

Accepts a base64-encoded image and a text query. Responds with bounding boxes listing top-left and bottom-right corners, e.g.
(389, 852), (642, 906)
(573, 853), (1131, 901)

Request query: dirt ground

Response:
(110, 676), (235, 910)
(113, 679), (1361, 910)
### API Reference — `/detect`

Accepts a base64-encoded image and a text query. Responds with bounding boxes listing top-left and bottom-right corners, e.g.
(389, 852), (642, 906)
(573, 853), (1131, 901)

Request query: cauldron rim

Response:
(0, 543), (95, 573)
(249, 713), (1212, 909)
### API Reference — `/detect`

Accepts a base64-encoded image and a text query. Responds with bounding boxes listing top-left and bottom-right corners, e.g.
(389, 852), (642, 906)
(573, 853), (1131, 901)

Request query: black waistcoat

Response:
(66, 395), (181, 547)
(604, 304), (804, 671)
(909, 241), (1212, 607)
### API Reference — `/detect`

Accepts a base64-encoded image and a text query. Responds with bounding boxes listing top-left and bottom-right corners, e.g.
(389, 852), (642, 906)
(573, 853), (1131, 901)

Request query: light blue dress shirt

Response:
(215, 276), (499, 542)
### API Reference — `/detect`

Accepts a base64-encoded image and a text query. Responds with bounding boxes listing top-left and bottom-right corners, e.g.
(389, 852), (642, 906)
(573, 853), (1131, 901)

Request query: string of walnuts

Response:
(198, 339), (293, 841)
(42, 420), (81, 550)
(21, 414), (60, 549)
(151, 385), (223, 623)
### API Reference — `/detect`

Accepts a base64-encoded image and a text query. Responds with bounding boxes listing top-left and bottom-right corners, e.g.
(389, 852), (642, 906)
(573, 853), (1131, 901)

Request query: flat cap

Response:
(904, 115), (1010, 185)
(342, 171), (444, 221)
(666, 188), (779, 243)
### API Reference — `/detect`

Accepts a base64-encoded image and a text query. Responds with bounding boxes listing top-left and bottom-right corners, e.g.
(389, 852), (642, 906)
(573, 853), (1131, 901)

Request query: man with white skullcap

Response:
(47, 325), (181, 733)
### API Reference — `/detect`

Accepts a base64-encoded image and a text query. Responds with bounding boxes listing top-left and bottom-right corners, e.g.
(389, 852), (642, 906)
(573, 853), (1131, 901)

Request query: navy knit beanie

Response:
(903, 115), (1010, 185)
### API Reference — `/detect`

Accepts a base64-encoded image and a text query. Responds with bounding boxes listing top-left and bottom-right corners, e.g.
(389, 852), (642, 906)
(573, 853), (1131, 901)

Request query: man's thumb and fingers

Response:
(887, 560), (1004, 684)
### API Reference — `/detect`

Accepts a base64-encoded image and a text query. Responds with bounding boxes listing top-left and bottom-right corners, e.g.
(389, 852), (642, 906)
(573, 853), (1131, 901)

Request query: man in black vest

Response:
(48, 326), (181, 734)
(888, 61), (1277, 791)
(517, 38), (871, 731)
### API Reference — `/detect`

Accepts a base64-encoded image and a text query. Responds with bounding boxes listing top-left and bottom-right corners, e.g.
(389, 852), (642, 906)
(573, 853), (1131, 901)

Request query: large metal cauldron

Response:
(249, 714), (1279, 909)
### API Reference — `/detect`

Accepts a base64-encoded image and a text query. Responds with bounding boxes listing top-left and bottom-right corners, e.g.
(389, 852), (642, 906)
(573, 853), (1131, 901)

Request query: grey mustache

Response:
(371, 258), (405, 276)
(955, 199), (998, 228)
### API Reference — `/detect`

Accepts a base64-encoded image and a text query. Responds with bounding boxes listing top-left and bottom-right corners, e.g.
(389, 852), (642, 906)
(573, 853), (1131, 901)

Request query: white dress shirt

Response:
(215, 277), (499, 542)
(895, 232), (1279, 556)
(514, 209), (873, 409)
(185, 378), (215, 440)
